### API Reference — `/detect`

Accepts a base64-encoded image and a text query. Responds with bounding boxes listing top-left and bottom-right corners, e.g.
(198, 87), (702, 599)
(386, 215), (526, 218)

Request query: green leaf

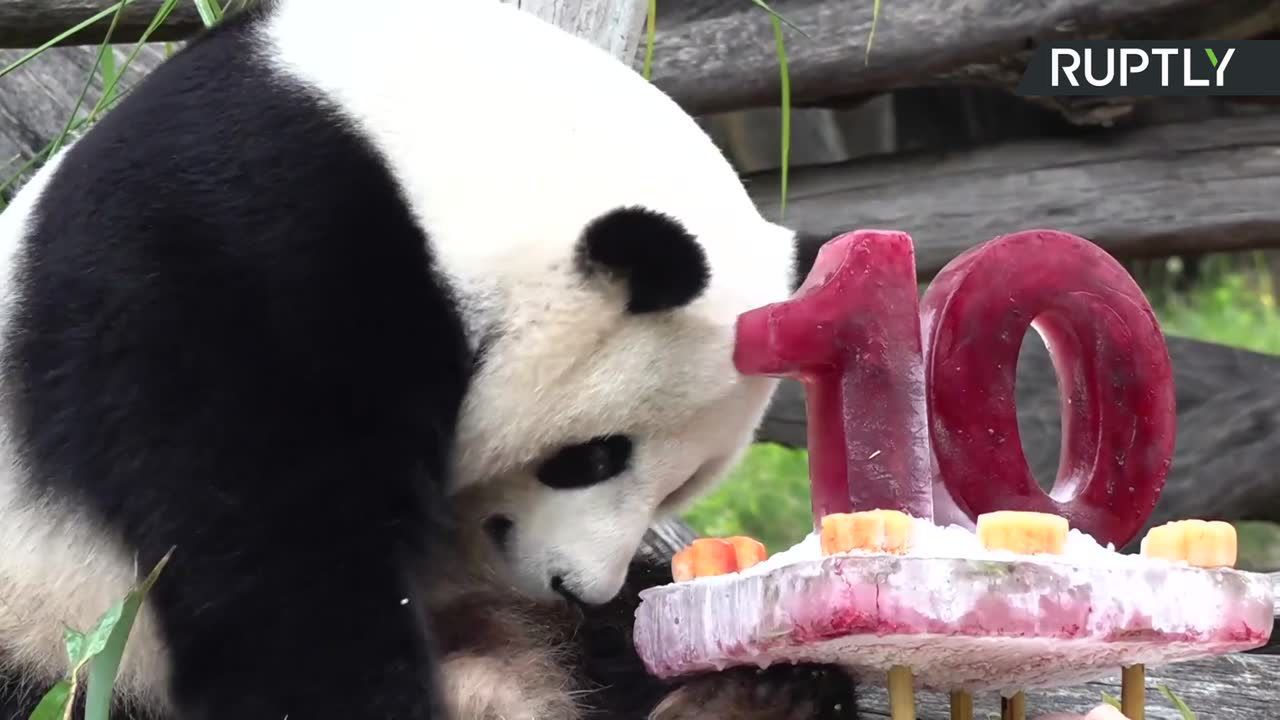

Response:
(81, 600), (126, 661)
(642, 0), (657, 81)
(865, 0), (882, 65)
(27, 679), (73, 720)
(1157, 683), (1197, 720)
(193, 0), (224, 28)
(63, 628), (87, 667)
(1100, 692), (1121, 709)
(48, 0), (131, 158)
(767, 14), (791, 219)
(89, 0), (181, 120)
(99, 46), (119, 109)
(743, 0), (796, 220)
(83, 549), (174, 720)
(747, 0), (810, 38)
(1, 0), (175, 203)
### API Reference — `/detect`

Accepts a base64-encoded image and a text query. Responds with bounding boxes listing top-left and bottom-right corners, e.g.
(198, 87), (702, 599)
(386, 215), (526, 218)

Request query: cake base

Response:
(633, 554), (1273, 692)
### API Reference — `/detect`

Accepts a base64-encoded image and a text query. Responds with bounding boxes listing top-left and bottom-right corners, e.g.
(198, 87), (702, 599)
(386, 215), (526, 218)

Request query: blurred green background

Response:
(681, 253), (1280, 569)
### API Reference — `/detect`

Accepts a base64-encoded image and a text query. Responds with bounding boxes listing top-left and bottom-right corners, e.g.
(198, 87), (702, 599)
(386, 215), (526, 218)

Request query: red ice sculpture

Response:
(734, 231), (934, 523)
(734, 228), (1176, 548)
(922, 230), (1176, 548)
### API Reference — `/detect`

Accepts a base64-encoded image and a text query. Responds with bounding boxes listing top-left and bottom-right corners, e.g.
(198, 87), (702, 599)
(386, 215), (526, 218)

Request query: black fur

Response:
(537, 435), (633, 489)
(576, 207), (709, 314)
(574, 557), (861, 720)
(574, 558), (689, 719)
(3, 8), (469, 720)
(792, 232), (827, 293)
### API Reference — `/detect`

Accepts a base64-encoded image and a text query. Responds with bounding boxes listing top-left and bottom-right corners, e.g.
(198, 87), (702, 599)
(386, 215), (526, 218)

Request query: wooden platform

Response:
(857, 654), (1279, 719)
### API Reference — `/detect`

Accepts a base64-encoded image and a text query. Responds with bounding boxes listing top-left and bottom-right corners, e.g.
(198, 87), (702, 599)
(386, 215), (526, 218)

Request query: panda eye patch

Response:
(537, 435), (632, 489)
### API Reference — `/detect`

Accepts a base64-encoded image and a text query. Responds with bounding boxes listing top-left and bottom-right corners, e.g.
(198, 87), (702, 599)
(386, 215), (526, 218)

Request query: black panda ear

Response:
(791, 231), (828, 293)
(575, 206), (710, 314)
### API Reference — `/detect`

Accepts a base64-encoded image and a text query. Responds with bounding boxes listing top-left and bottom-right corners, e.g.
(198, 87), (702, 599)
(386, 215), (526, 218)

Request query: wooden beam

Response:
(751, 113), (1280, 279)
(497, 0), (647, 66)
(0, 0), (647, 187)
(646, 0), (1280, 116)
(0, 0), (204, 47)
(0, 0), (648, 59)
(7, 1), (1277, 123)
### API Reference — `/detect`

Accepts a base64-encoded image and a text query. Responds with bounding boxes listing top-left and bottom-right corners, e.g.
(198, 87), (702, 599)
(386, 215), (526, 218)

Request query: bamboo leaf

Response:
(747, 0), (810, 38)
(83, 549), (174, 720)
(866, 0), (882, 64)
(48, 1), (131, 158)
(642, 0), (657, 81)
(89, 0), (181, 120)
(193, 0), (223, 28)
(62, 628), (87, 668)
(99, 47), (119, 109)
(767, 13), (791, 219)
(27, 679), (72, 720)
(1157, 683), (1197, 720)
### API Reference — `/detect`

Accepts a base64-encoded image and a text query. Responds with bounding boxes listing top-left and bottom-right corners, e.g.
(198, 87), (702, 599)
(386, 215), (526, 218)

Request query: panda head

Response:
(336, 0), (803, 606)
(447, 198), (797, 605)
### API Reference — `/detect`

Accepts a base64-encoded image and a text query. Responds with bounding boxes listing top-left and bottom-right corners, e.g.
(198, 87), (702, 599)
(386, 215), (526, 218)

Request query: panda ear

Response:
(791, 232), (828, 293)
(575, 206), (710, 314)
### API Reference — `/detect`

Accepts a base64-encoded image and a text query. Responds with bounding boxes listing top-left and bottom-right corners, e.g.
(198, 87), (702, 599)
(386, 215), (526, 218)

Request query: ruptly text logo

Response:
(1017, 41), (1280, 96)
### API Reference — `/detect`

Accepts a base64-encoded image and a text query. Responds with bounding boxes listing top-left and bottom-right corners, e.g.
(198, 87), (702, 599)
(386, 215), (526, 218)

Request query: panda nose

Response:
(551, 575), (589, 609)
(483, 515), (513, 551)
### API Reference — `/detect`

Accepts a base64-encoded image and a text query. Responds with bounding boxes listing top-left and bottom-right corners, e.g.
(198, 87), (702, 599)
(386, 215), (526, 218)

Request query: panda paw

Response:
(439, 653), (584, 720)
(649, 664), (858, 720)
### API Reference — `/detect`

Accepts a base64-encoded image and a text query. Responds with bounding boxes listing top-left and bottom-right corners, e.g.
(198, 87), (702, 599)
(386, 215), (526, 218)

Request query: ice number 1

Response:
(734, 229), (1176, 549)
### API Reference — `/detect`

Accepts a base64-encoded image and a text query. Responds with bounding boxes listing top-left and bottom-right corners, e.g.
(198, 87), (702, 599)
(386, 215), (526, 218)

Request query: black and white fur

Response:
(425, 519), (860, 720)
(0, 0), (810, 718)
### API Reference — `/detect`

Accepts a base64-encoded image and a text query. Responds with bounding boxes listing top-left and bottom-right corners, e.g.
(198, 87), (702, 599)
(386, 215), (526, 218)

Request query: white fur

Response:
(0, 149), (171, 708)
(262, 0), (794, 603)
(0, 0), (796, 706)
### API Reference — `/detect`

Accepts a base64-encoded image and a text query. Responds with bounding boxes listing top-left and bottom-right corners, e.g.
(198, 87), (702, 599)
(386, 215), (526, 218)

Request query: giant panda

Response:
(0, 0), (831, 718)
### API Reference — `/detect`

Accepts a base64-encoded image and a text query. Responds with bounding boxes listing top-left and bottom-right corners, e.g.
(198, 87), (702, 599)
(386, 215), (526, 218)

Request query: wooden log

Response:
(0, 0), (648, 55)
(646, 0), (1280, 117)
(7, 0), (1278, 126)
(0, 0), (203, 47)
(0, 1), (648, 57)
(751, 113), (1280, 278)
(756, 333), (1280, 540)
(0, 0), (647, 189)
(497, 0), (647, 66)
